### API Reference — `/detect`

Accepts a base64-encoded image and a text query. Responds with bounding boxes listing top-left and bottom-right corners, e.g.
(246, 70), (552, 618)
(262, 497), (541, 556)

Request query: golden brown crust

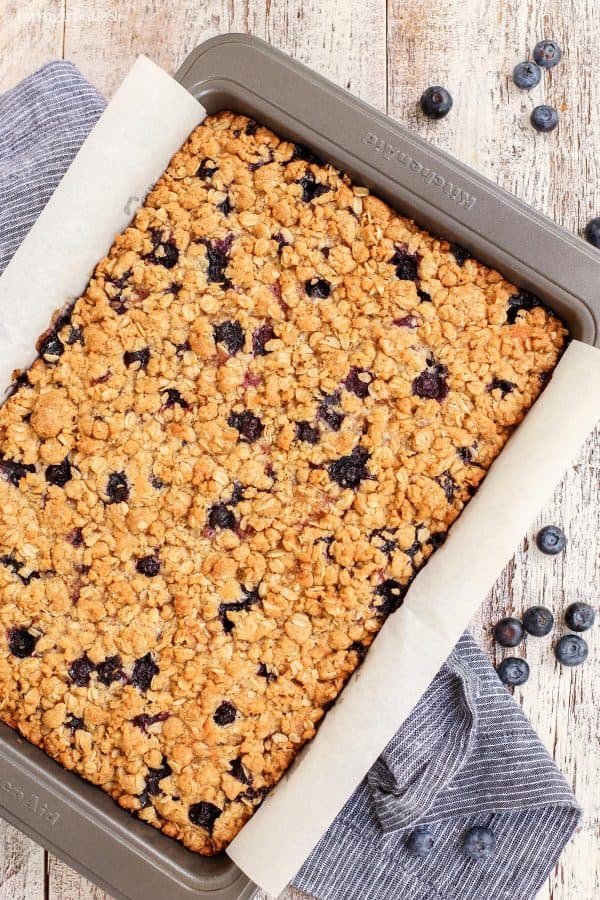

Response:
(0, 111), (566, 854)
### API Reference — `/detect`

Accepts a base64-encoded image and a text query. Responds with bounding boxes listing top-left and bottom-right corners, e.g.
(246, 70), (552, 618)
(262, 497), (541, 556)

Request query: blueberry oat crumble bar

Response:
(0, 112), (566, 854)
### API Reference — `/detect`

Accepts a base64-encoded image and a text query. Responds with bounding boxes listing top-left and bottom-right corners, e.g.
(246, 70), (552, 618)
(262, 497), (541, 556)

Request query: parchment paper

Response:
(1, 57), (599, 899)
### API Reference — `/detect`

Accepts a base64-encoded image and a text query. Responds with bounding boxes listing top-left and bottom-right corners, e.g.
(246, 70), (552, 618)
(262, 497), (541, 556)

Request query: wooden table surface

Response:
(0, 2), (598, 898)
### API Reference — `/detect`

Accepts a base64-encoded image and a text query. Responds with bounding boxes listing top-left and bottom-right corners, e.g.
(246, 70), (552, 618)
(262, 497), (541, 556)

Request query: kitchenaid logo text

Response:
(361, 131), (477, 211)
(0, 780), (60, 825)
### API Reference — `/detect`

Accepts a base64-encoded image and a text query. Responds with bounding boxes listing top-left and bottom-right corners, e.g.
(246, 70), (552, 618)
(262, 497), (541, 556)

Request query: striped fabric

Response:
(0, 63), (581, 900)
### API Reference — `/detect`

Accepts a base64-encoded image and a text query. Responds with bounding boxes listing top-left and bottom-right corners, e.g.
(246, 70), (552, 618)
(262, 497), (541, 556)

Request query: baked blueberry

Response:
(228, 410), (264, 442)
(513, 61), (542, 90)
(68, 653), (95, 686)
(533, 39), (562, 69)
(506, 290), (549, 324)
(147, 230), (179, 269)
(136, 555), (160, 577)
(45, 458), (72, 487)
(131, 652), (159, 692)
(436, 470), (456, 502)
(305, 278), (331, 299)
(123, 347), (150, 369)
(536, 525), (566, 555)
(523, 605), (554, 637)
(297, 171), (330, 203)
(65, 714), (85, 733)
(213, 701), (237, 726)
(188, 801), (221, 832)
(106, 471), (129, 503)
(7, 627), (38, 658)
(67, 326), (84, 345)
(449, 243), (471, 266)
(245, 119), (258, 136)
(162, 388), (189, 409)
(413, 364), (449, 402)
(219, 586), (260, 633)
(217, 195), (233, 215)
(487, 378), (516, 397)
(497, 656), (530, 686)
(564, 602), (595, 633)
(406, 827), (435, 857)
(214, 320), (245, 354)
(196, 157), (218, 180)
(68, 527), (84, 547)
(493, 617), (524, 648)
(390, 244), (419, 281)
(374, 579), (407, 616)
(0, 555), (39, 585)
(145, 758), (172, 797)
(5, 371), (31, 399)
(531, 105), (559, 132)
(328, 446), (370, 488)
(420, 86), (453, 119)
(345, 367), (372, 398)
(132, 711), (170, 732)
(462, 826), (496, 860)
(584, 218), (600, 249)
(150, 473), (164, 490)
(39, 330), (64, 360)
(296, 421), (320, 444)
(457, 446), (473, 464)
(202, 234), (234, 285)
(96, 655), (124, 686)
(257, 662), (277, 682)
(252, 322), (275, 356)
(229, 758), (252, 784)
(291, 142), (321, 164)
(555, 634), (588, 667)
(393, 314), (419, 329)
(0, 457), (35, 486)
(349, 640), (368, 662)
(208, 503), (236, 530)
(318, 403), (344, 432)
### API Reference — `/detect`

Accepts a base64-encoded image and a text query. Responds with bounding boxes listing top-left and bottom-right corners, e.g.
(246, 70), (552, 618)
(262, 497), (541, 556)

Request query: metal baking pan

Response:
(1, 32), (599, 900)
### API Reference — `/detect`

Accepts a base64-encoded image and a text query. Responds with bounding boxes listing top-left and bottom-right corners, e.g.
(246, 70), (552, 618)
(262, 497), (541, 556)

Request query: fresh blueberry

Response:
(213, 701), (237, 726)
(305, 278), (331, 299)
(487, 378), (516, 397)
(214, 320), (245, 354)
(68, 653), (95, 686)
(252, 322), (275, 356)
(531, 105), (559, 132)
(533, 40), (562, 69)
(228, 410), (264, 443)
(462, 826), (496, 860)
(513, 61), (542, 90)
(229, 758), (252, 785)
(136, 555), (160, 577)
(390, 244), (419, 281)
(328, 446), (370, 489)
(297, 171), (330, 203)
(0, 457), (35, 487)
(123, 347), (150, 370)
(131, 652), (159, 692)
(497, 656), (530, 686)
(555, 634), (588, 667)
(208, 502), (236, 530)
(564, 602), (595, 633)
(96, 655), (124, 686)
(584, 217), (600, 249)
(406, 827), (435, 857)
(162, 388), (189, 409)
(523, 605), (554, 637)
(257, 662), (277, 682)
(536, 525), (566, 555)
(296, 421), (320, 444)
(7, 627), (38, 658)
(420, 86), (453, 120)
(493, 617), (525, 648)
(374, 579), (407, 617)
(413, 364), (449, 402)
(188, 801), (221, 832)
(345, 367), (372, 399)
(506, 290), (550, 324)
(45, 458), (72, 487)
(196, 158), (218, 180)
(106, 471), (129, 503)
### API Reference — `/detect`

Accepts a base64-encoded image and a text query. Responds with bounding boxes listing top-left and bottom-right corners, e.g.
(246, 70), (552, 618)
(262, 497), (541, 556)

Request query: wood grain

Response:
(0, 1), (598, 898)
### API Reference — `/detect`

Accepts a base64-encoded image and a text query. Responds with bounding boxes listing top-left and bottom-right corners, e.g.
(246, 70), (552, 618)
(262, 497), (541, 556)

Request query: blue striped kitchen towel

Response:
(0, 61), (581, 900)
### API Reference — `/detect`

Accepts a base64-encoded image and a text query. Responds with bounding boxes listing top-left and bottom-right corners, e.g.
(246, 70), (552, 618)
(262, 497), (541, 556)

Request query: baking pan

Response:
(1, 32), (599, 900)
